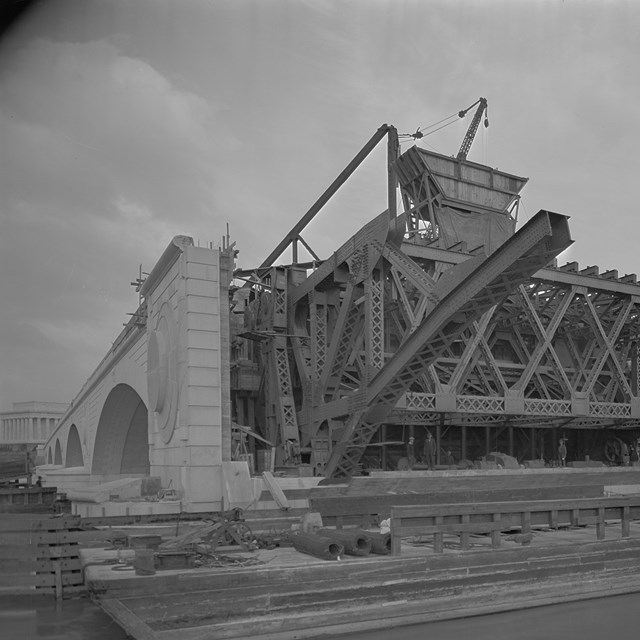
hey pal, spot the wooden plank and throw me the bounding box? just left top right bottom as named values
left=261, top=472, right=290, bottom=510
left=310, top=485, right=604, bottom=518
left=597, top=507, right=606, bottom=540
left=0, top=504, right=55, bottom=514
left=0, top=487, right=56, bottom=497
left=150, top=573, right=640, bottom=640
left=34, top=570, right=84, bottom=588
left=622, top=506, right=630, bottom=538
left=32, top=583, right=86, bottom=597
left=35, top=557, right=82, bottom=573
left=99, top=598, right=159, bottom=640
left=0, top=514, right=54, bottom=532
left=106, top=563, right=444, bottom=620
left=33, top=515, right=81, bottom=531
left=352, top=470, right=640, bottom=495
left=36, top=544, right=83, bottom=559
left=460, top=514, right=470, bottom=550
left=433, top=517, right=444, bottom=553
left=0, top=512, right=83, bottom=600
left=257, top=487, right=319, bottom=502
left=34, top=529, right=90, bottom=544
left=0, top=514, right=80, bottom=532
left=396, top=520, right=510, bottom=536
left=0, top=532, right=38, bottom=545
left=391, top=532, right=402, bottom=555
left=54, top=561, right=63, bottom=600
left=0, top=556, right=37, bottom=572
left=390, top=496, right=640, bottom=555
left=391, top=496, right=640, bottom=518
left=491, top=513, right=501, bottom=548
left=80, top=511, right=221, bottom=528
left=571, top=508, right=580, bottom=527
left=0, top=572, right=39, bottom=589
left=0, top=542, right=38, bottom=558
left=522, top=511, right=532, bottom=534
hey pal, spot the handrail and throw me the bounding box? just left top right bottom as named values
left=390, top=496, right=640, bottom=555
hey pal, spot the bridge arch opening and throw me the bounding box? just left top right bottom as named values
left=66, top=424, right=84, bottom=467
left=92, top=384, right=150, bottom=476
left=47, top=448, right=52, bottom=464
left=54, top=439, right=62, bottom=465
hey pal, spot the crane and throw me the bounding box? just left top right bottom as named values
left=456, top=97, right=489, bottom=161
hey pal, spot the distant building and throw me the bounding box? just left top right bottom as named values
left=0, top=402, right=68, bottom=446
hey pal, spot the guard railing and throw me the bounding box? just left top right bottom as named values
left=390, top=496, right=640, bottom=555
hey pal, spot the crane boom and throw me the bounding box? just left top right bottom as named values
left=456, top=97, right=488, bottom=161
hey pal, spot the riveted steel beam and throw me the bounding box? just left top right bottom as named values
left=324, top=209, right=572, bottom=477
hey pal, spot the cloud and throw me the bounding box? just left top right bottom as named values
left=0, top=319, right=82, bottom=410
left=0, top=35, right=240, bottom=410
left=1, top=0, right=639, bottom=414
left=0, top=38, right=236, bottom=227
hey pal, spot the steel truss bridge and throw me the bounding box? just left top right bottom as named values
left=230, top=131, right=640, bottom=477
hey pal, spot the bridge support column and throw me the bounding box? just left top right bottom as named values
left=143, top=238, right=240, bottom=511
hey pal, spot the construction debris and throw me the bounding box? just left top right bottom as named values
left=159, top=509, right=255, bottom=553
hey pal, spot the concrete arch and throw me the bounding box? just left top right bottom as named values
left=54, top=439, right=62, bottom=465
left=47, top=448, right=52, bottom=464
left=66, top=424, right=84, bottom=467
left=92, top=383, right=149, bottom=476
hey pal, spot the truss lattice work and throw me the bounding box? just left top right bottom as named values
left=231, top=144, right=640, bottom=476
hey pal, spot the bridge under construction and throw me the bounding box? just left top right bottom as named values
left=29, top=99, right=640, bottom=640
left=230, top=106, right=640, bottom=478
left=40, top=102, right=640, bottom=514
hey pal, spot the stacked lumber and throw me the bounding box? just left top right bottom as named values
left=0, top=514, right=85, bottom=599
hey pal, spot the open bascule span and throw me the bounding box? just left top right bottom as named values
left=35, top=102, right=640, bottom=638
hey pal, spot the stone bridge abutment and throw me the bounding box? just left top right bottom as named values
left=40, top=236, right=248, bottom=514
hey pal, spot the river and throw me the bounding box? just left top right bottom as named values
left=2, top=592, right=638, bottom=639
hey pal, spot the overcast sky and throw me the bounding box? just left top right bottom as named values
left=1, top=0, right=639, bottom=412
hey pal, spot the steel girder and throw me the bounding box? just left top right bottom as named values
left=391, top=274, right=640, bottom=430
left=320, top=210, right=572, bottom=476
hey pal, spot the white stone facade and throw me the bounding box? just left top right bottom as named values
left=39, top=236, right=243, bottom=513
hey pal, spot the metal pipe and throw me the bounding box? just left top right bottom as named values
left=316, top=528, right=372, bottom=556
left=359, top=530, right=391, bottom=555
left=289, top=532, right=344, bottom=561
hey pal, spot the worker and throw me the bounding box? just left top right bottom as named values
left=423, top=431, right=436, bottom=470
left=445, top=448, right=455, bottom=468
left=558, top=439, right=567, bottom=467
left=621, top=442, right=630, bottom=467
left=406, top=436, right=416, bottom=469
left=285, top=439, right=301, bottom=465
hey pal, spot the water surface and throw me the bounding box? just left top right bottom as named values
left=2, top=592, right=639, bottom=639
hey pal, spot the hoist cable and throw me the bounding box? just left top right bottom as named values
left=417, top=111, right=460, bottom=134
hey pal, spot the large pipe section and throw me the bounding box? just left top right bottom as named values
left=316, top=528, right=372, bottom=556
left=289, top=533, right=344, bottom=561
left=360, top=530, right=391, bottom=555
